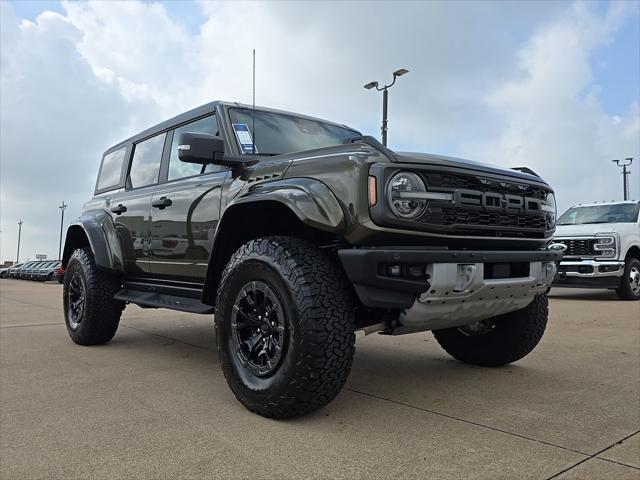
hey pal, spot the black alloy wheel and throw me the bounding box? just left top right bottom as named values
left=230, top=280, right=287, bottom=377
left=67, top=271, right=86, bottom=330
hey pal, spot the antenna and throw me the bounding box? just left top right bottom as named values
left=252, top=49, right=256, bottom=155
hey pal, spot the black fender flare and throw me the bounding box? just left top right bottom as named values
left=226, top=177, right=345, bottom=233
left=201, top=178, right=345, bottom=304
left=62, top=210, right=125, bottom=273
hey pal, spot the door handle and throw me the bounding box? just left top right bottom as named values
left=111, top=204, right=127, bottom=215
left=152, top=197, right=172, bottom=209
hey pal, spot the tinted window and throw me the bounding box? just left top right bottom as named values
left=229, top=108, right=359, bottom=155
left=168, top=115, right=220, bottom=181
left=129, top=133, right=166, bottom=189
left=96, top=147, right=126, bottom=191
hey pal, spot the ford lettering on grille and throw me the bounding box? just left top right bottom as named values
left=453, top=189, right=542, bottom=213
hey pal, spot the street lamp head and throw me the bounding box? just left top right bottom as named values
left=612, top=158, right=633, bottom=167
left=393, top=68, right=409, bottom=78
left=364, top=81, right=379, bottom=90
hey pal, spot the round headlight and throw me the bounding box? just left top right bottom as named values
left=387, top=172, right=428, bottom=219
left=545, top=192, right=557, bottom=229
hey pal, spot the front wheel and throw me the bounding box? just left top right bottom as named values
left=215, top=236, right=356, bottom=419
left=616, top=257, right=640, bottom=301
left=433, top=294, right=548, bottom=367
left=63, top=248, right=125, bottom=345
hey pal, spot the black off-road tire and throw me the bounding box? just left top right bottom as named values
left=63, top=248, right=125, bottom=345
left=433, top=293, right=548, bottom=367
left=215, top=236, right=356, bottom=419
left=616, top=257, right=640, bottom=301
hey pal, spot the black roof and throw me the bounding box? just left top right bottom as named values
left=105, top=101, right=359, bottom=155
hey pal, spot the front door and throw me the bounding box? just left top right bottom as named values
left=149, top=114, right=227, bottom=282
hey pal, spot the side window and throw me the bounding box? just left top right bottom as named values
left=168, top=115, right=220, bottom=181
left=96, top=147, right=126, bottom=191
left=128, top=133, right=166, bottom=189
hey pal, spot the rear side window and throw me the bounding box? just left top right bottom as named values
left=168, top=115, right=220, bottom=181
left=128, top=133, right=166, bottom=189
left=96, top=147, right=126, bottom=192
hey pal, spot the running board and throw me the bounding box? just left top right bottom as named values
left=114, top=289, right=214, bottom=314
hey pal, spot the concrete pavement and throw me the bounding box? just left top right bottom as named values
left=1, top=279, right=638, bottom=479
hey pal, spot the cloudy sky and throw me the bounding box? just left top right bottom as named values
left=1, top=0, right=639, bottom=262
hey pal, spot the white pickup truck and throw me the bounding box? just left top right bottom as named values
left=552, top=201, right=640, bottom=300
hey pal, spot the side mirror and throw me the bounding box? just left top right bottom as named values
left=178, top=132, right=225, bottom=165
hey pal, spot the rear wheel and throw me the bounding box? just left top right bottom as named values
left=616, top=257, right=640, bottom=301
left=433, top=294, right=548, bottom=367
left=215, top=236, right=356, bottom=419
left=63, top=248, right=125, bottom=345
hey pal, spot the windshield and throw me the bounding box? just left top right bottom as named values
left=557, top=203, right=640, bottom=225
left=229, top=108, right=359, bottom=155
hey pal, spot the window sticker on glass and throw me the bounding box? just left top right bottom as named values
left=232, top=123, right=257, bottom=154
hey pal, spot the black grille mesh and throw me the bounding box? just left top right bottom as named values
left=556, top=239, right=596, bottom=256
left=433, top=208, right=547, bottom=230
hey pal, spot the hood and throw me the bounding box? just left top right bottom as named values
left=395, top=151, right=546, bottom=184
left=555, top=223, right=618, bottom=236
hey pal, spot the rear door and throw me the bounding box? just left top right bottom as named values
left=149, top=114, right=228, bottom=281
left=108, top=132, right=168, bottom=277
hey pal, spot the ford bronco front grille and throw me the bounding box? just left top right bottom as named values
left=417, top=171, right=550, bottom=238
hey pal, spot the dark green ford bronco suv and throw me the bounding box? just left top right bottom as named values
left=62, top=101, right=562, bottom=418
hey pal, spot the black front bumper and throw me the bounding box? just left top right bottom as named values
left=338, top=247, right=562, bottom=309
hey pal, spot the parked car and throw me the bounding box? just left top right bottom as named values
left=57, top=266, right=65, bottom=284
left=61, top=100, right=561, bottom=419
left=31, top=261, right=50, bottom=280
left=0, top=266, right=10, bottom=278
left=26, top=261, right=47, bottom=280
left=5, top=263, right=25, bottom=278
left=553, top=200, right=640, bottom=299
left=37, top=261, right=62, bottom=282
left=14, top=261, right=37, bottom=279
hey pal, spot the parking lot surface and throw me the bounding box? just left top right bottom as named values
left=1, top=279, right=638, bottom=479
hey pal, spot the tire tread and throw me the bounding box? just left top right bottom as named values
left=215, top=236, right=356, bottom=419
left=433, top=294, right=548, bottom=367
left=64, top=248, right=124, bottom=345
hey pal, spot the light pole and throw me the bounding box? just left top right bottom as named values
left=611, top=158, right=633, bottom=201
left=58, top=201, right=67, bottom=260
left=364, top=68, right=409, bottom=147
left=16, top=220, right=23, bottom=263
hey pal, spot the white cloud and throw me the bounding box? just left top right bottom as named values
left=460, top=2, right=640, bottom=211
left=0, top=0, right=638, bottom=262
left=0, top=2, right=155, bottom=261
